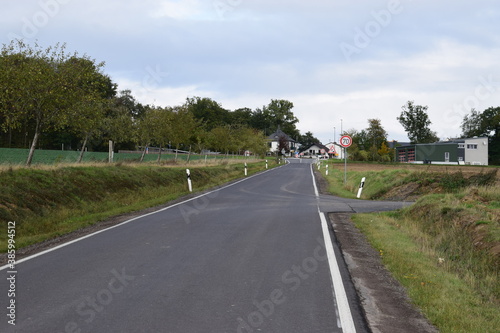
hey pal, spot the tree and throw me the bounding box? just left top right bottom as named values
left=65, top=57, right=116, bottom=162
left=230, top=108, right=253, bottom=126
left=169, top=106, right=199, bottom=161
left=208, top=125, right=233, bottom=157
left=149, top=106, right=173, bottom=163
left=377, top=142, right=392, bottom=162
left=243, top=128, right=268, bottom=156
left=72, top=98, right=105, bottom=163
left=298, top=131, right=320, bottom=151
left=461, top=106, right=500, bottom=164
left=0, top=41, right=108, bottom=166
left=114, top=89, right=145, bottom=119
left=352, top=129, right=368, bottom=150
left=135, top=106, right=157, bottom=162
left=397, top=101, right=439, bottom=143
left=184, top=97, right=229, bottom=130
left=263, top=99, right=300, bottom=139
left=366, top=119, right=387, bottom=148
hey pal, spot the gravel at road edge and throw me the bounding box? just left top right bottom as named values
left=329, top=212, right=438, bottom=333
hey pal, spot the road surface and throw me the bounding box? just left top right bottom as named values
left=1, top=159, right=410, bottom=333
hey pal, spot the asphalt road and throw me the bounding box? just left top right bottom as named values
left=1, top=159, right=410, bottom=333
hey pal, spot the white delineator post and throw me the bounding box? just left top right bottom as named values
left=244, top=163, right=248, bottom=176
left=326, top=164, right=329, bottom=176
left=186, top=169, right=192, bottom=192
left=266, top=160, right=268, bottom=169
left=108, top=140, right=113, bottom=163
left=357, top=177, right=366, bottom=198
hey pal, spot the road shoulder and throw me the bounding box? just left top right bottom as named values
left=313, top=167, right=437, bottom=333
left=329, top=212, right=438, bottom=333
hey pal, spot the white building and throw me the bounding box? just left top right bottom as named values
left=461, top=137, right=489, bottom=165
left=396, top=137, right=489, bottom=165
left=324, top=142, right=345, bottom=159
left=267, top=128, right=298, bottom=155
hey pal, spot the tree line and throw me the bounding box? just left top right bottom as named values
left=344, top=101, right=500, bottom=164
left=2, top=41, right=498, bottom=165
left=0, top=41, right=308, bottom=166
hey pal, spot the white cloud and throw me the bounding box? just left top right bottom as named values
left=151, top=0, right=208, bottom=20
left=2, top=0, right=499, bottom=145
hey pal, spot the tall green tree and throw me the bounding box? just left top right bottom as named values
left=169, top=106, right=199, bottom=161
left=398, top=101, right=439, bottom=143
left=208, top=125, right=234, bottom=157
left=365, top=119, right=388, bottom=161
left=135, top=105, right=157, bottom=162
left=148, top=106, right=173, bottom=163
left=184, top=97, right=229, bottom=130
left=298, top=131, right=320, bottom=151
left=263, top=99, right=300, bottom=139
left=461, top=106, right=500, bottom=164
left=366, top=119, right=387, bottom=149
left=0, top=41, right=108, bottom=165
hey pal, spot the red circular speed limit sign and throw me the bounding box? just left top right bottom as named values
left=340, top=135, right=352, bottom=148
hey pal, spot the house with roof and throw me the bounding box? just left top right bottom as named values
left=396, top=137, right=489, bottom=165
left=301, top=143, right=331, bottom=157
left=324, top=142, right=345, bottom=159
left=267, top=128, right=298, bottom=155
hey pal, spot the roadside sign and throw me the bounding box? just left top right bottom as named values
left=329, top=146, right=335, bottom=154
left=340, top=135, right=352, bottom=148
left=320, top=149, right=325, bottom=154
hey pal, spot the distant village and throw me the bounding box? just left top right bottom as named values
left=267, top=128, right=489, bottom=166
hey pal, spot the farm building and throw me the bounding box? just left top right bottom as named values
left=396, top=137, right=489, bottom=165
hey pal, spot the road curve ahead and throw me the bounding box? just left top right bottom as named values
left=1, top=159, right=409, bottom=333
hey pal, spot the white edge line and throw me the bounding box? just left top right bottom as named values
left=0, top=164, right=286, bottom=271
left=319, top=212, right=356, bottom=333
left=311, top=164, right=356, bottom=333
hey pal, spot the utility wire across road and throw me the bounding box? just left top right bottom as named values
left=1, top=159, right=411, bottom=333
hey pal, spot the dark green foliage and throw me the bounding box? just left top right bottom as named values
left=462, top=107, right=500, bottom=165
left=398, top=101, right=439, bottom=144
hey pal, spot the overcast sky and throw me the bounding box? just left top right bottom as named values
left=3, top=0, right=500, bottom=143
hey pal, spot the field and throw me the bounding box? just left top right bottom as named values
left=329, top=159, right=498, bottom=175
left=0, top=147, right=244, bottom=165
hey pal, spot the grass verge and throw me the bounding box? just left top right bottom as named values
left=320, top=162, right=499, bottom=332
left=0, top=159, right=277, bottom=251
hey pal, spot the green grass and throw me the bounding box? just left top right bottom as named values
left=319, top=163, right=499, bottom=332
left=320, top=165, right=411, bottom=199
left=353, top=210, right=499, bottom=333
left=0, top=147, right=245, bottom=165
left=0, top=160, right=277, bottom=251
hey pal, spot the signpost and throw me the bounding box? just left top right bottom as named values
left=340, top=135, right=352, bottom=184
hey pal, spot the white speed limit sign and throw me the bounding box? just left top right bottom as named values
left=340, top=135, right=352, bottom=148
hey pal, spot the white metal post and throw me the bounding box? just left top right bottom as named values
left=109, top=140, right=113, bottom=163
